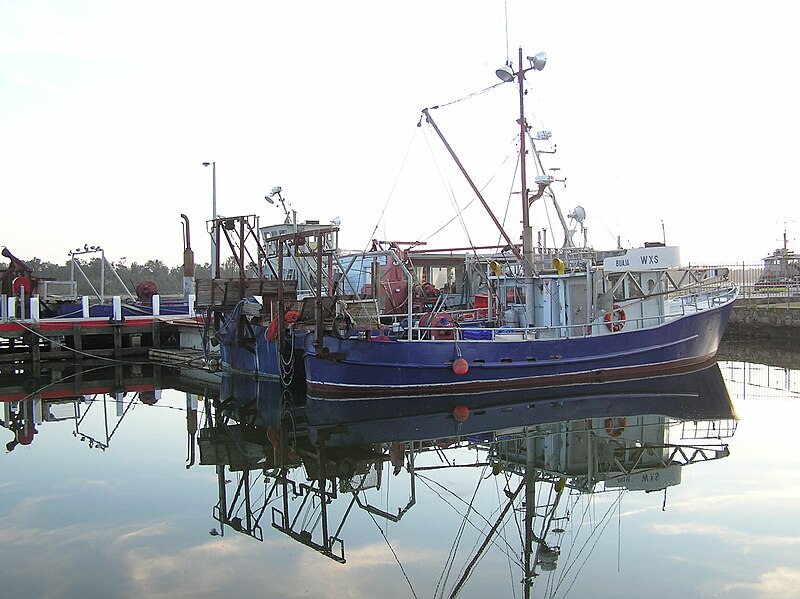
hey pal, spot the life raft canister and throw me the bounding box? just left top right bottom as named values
left=604, top=304, right=626, bottom=332
left=604, top=417, right=627, bottom=438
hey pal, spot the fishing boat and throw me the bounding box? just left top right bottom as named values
left=200, top=49, right=736, bottom=392
left=298, top=48, right=736, bottom=398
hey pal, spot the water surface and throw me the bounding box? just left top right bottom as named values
left=2, top=351, right=799, bottom=599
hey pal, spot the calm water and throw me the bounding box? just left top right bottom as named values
left=3, top=346, right=800, bottom=599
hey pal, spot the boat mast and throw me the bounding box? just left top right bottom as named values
left=507, top=46, right=550, bottom=326
left=514, top=47, right=538, bottom=327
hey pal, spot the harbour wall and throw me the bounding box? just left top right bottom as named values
left=725, top=302, right=800, bottom=342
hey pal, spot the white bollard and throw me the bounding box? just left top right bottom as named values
left=30, top=296, right=40, bottom=323
left=152, top=294, right=161, bottom=316
left=81, top=296, right=90, bottom=318
left=188, top=294, right=196, bottom=317
left=7, top=296, right=16, bottom=319
left=112, top=296, right=122, bottom=321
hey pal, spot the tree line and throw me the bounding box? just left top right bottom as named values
left=17, top=255, right=245, bottom=298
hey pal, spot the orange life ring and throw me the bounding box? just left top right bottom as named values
left=605, top=417, right=627, bottom=438
left=604, top=304, right=626, bottom=332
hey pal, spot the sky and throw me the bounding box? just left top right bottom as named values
left=2, top=1, right=798, bottom=269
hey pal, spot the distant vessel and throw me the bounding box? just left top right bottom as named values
left=756, top=229, right=800, bottom=287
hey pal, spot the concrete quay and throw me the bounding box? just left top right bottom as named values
left=726, top=301, right=800, bottom=342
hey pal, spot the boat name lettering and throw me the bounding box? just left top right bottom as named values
left=615, top=258, right=629, bottom=267
left=639, top=254, right=660, bottom=265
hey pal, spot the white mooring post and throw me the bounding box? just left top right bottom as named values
left=152, top=294, right=160, bottom=316
left=188, top=294, right=196, bottom=317
left=7, top=296, right=16, bottom=320
left=81, top=296, right=90, bottom=318
left=30, top=296, right=40, bottom=323
left=112, top=296, right=122, bottom=321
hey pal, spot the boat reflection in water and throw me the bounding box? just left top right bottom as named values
left=0, top=362, right=170, bottom=453
left=197, top=364, right=737, bottom=596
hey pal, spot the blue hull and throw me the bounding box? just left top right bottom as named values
left=304, top=300, right=735, bottom=399
left=219, top=323, right=307, bottom=381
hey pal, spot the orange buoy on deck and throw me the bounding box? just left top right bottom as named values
left=453, top=405, right=469, bottom=423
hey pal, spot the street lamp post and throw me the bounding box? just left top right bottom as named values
left=202, top=161, right=217, bottom=278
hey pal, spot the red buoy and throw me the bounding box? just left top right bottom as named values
left=453, top=405, right=469, bottom=423
left=453, top=357, right=469, bottom=375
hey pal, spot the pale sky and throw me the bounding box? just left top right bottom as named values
left=2, top=1, right=797, bottom=268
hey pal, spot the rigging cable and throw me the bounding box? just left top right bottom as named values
left=416, top=124, right=477, bottom=251
left=416, top=473, right=519, bottom=560
left=503, top=0, right=510, bottom=64
left=363, top=125, right=421, bottom=251
left=432, top=467, right=484, bottom=599
left=495, top=149, right=521, bottom=249
left=366, top=509, right=419, bottom=599
left=425, top=81, right=505, bottom=112
left=553, top=489, right=627, bottom=598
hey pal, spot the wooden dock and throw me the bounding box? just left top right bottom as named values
left=0, top=315, right=186, bottom=363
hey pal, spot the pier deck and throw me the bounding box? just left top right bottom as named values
left=0, top=315, right=186, bottom=363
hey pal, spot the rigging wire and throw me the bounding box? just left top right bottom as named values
left=495, top=474, right=520, bottom=599
left=363, top=125, right=421, bottom=251
left=416, top=472, right=519, bottom=559
left=433, top=471, right=481, bottom=599
left=415, top=125, right=477, bottom=250
left=553, top=490, right=627, bottom=598
left=366, top=509, right=419, bottom=599
left=425, top=81, right=506, bottom=112
left=503, top=0, right=510, bottom=64
left=417, top=127, right=521, bottom=254
left=495, top=151, right=521, bottom=249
